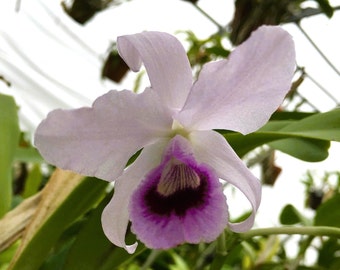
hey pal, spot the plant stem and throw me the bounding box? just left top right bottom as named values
left=296, top=22, right=340, bottom=77
left=190, top=3, right=226, bottom=33
left=140, top=249, right=161, bottom=270
left=284, top=6, right=340, bottom=22
left=302, top=70, right=340, bottom=106
left=216, top=230, right=228, bottom=256
left=240, top=226, right=340, bottom=239
left=287, top=236, right=314, bottom=270
left=209, top=232, right=228, bottom=270
left=210, top=229, right=242, bottom=270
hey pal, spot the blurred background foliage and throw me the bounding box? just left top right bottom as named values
left=1, top=0, right=340, bottom=269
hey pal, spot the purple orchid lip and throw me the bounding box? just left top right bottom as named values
left=141, top=156, right=209, bottom=217
left=156, top=157, right=201, bottom=197
left=129, top=136, right=228, bottom=249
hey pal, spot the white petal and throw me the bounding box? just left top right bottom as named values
left=117, top=31, right=193, bottom=109
left=34, top=89, right=172, bottom=181
left=178, top=26, right=296, bottom=134
left=101, top=139, right=168, bottom=253
left=190, top=130, right=261, bottom=232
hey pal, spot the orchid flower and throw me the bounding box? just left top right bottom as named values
left=34, top=25, right=295, bottom=254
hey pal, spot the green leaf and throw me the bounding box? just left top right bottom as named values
left=270, top=111, right=315, bottom=121
left=205, top=46, right=230, bottom=58
left=14, top=147, right=43, bottom=163
left=8, top=170, right=108, bottom=270
left=22, top=164, right=43, bottom=198
left=315, top=194, right=340, bottom=227
left=268, top=138, right=329, bottom=162
left=0, top=193, right=40, bottom=253
left=169, top=250, right=190, bottom=270
left=99, top=233, right=146, bottom=270
left=0, top=242, right=19, bottom=266
left=276, top=109, right=340, bottom=141
left=223, top=123, right=291, bottom=157
left=63, top=192, right=145, bottom=270
left=62, top=195, right=113, bottom=270
left=224, top=109, right=340, bottom=159
left=314, top=0, right=334, bottom=17
left=318, top=238, right=340, bottom=269
left=279, top=204, right=310, bottom=225
left=280, top=204, right=302, bottom=225
left=40, top=240, right=74, bottom=270
left=0, top=94, right=20, bottom=217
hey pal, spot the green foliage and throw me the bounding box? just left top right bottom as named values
left=9, top=172, right=108, bottom=270
left=14, top=146, right=43, bottom=163
left=224, top=109, right=340, bottom=160
left=315, top=194, right=340, bottom=227
left=314, top=0, right=334, bottom=17
left=22, top=164, right=43, bottom=199
left=0, top=242, right=19, bottom=269
left=61, top=192, right=145, bottom=270
left=268, top=138, right=329, bottom=162
left=279, top=204, right=310, bottom=225
left=318, top=238, right=340, bottom=270
left=182, top=31, right=230, bottom=70
left=0, top=94, right=20, bottom=217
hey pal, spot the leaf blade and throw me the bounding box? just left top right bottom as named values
left=0, top=94, right=20, bottom=217
left=224, top=109, right=340, bottom=159
left=8, top=169, right=108, bottom=270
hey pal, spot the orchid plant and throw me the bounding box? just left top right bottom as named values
left=34, top=25, right=296, bottom=254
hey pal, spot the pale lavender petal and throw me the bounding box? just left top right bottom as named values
left=34, top=89, right=172, bottom=181
left=101, top=139, right=168, bottom=254
left=117, top=31, right=193, bottom=109
left=129, top=136, right=228, bottom=249
left=178, top=26, right=296, bottom=134
left=190, top=130, right=261, bottom=232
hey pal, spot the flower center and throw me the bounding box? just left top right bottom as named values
left=170, top=120, right=190, bottom=139
left=157, top=158, right=200, bottom=196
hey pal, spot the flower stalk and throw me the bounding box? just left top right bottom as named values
left=296, top=22, right=340, bottom=76
left=240, top=226, right=340, bottom=239
left=216, top=231, right=227, bottom=256
left=189, top=2, right=226, bottom=33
